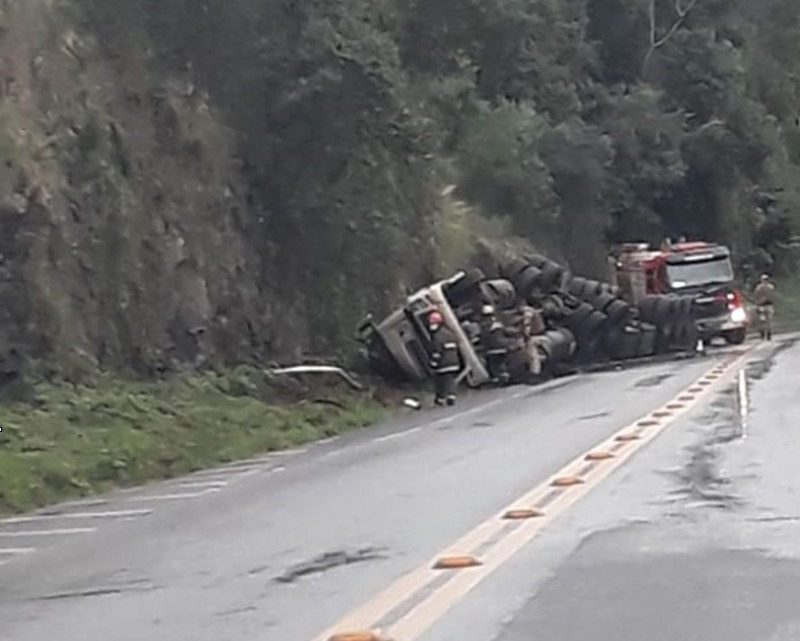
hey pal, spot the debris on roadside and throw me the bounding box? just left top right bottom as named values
left=269, top=365, right=365, bottom=391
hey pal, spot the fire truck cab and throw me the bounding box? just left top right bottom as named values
left=612, top=241, right=748, bottom=344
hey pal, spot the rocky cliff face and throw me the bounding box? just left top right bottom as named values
left=0, top=0, right=440, bottom=381
left=0, top=0, right=269, bottom=378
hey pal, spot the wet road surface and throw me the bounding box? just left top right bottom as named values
left=1, top=339, right=798, bottom=641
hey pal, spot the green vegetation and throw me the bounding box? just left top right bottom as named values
left=3, top=0, right=800, bottom=377
left=0, top=369, right=386, bottom=515
left=773, top=279, right=800, bottom=333
left=3, top=0, right=800, bottom=511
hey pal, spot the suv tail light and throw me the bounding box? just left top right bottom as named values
left=726, top=289, right=743, bottom=310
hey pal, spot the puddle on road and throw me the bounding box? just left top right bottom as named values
left=669, top=368, right=754, bottom=510
left=746, top=336, right=798, bottom=380
left=634, top=373, right=674, bottom=388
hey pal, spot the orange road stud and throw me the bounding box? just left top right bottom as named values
left=503, top=508, right=544, bottom=520
left=433, top=556, right=482, bottom=570
left=615, top=433, right=641, bottom=442
left=585, top=450, right=615, bottom=461
left=551, top=476, right=585, bottom=487
left=329, top=632, right=387, bottom=641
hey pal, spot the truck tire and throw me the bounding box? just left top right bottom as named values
left=577, top=310, right=608, bottom=341
left=481, top=279, right=516, bottom=310
left=513, top=265, right=542, bottom=300
left=540, top=294, right=567, bottom=320
left=445, top=268, right=485, bottom=304
left=525, top=253, right=549, bottom=269
left=608, top=330, right=641, bottom=361
left=543, top=329, right=576, bottom=363
left=591, top=291, right=618, bottom=312
left=537, top=263, right=566, bottom=293
left=499, top=257, right=529, bottom=281
left=564, top=302, right=594, bottom=330
left=724, top=328, right=747, bottom=345
left=637, top=296, right=660, bottom=322
left=578, top=279, right=600, bottom=300
left=605, top=299, right=632, bottom=326
left=568, top=277, right=588, bottom=297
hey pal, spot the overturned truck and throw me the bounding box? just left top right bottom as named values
left=357, top=253, right=725, bottom=388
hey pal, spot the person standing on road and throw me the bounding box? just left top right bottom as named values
left=754, top=274, right=776, bottom=340
left=479, top=305, right=511, bottom=385
left=427, top=310, right=460, bottom=406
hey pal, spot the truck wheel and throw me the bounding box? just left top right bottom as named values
left=637, top=296, right=659, bottom=322
left=525, top=253, right=549, bottom=269
left=537, top=263, right=566, bottom=292
left=605, top=299, right=631, bottom=326
left=568, top=277, right=588, bottom=297
left=576, top=310, right=608, bottom=352
left=591, top=291, right=617, bottom=312
left=513, top=265, right=542, bottom=299
left=445, top=268, right=485, bottom=304
left=620, top=331, right=643, bottom=360
left=723, top=328, right=747, bottom=345
left=638, top=325, right=658, bottom=356
left=564, top=302, right=594, bottom=330
left=499, top=257, right=529, bottom=281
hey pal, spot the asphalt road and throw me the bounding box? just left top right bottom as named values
left=1, top=337, right=798, bottom=641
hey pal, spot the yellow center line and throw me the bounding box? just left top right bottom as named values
left=314, top=350, right=753, bottom=641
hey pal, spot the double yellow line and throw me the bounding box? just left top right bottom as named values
left=317, top=351, right=751, bottom=641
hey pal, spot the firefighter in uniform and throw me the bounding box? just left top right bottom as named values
left=480, top=305, right=511, bottom=384
left=754, top=274, right=776, bottom=340
left=426, top=310, right=460, bottom=406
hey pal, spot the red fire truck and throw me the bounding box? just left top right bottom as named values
left=611, top=241, right=748, bottom=344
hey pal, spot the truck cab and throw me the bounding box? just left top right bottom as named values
left=613, top=241, right=748, bottom=344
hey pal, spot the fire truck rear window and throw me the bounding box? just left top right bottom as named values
left=666, top=257, right=734, bottom=289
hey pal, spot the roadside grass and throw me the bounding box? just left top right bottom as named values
left=0, top=367, right=387, bottom=516
left=773, top=277, right=800, bottom=333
